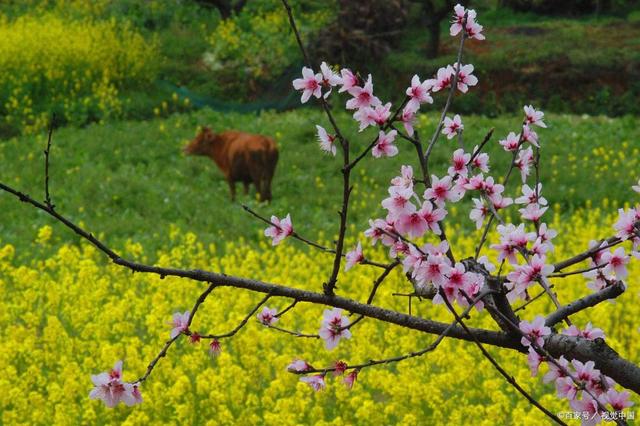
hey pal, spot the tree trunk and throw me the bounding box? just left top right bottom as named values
left=426, top=20, right=440, bottom=58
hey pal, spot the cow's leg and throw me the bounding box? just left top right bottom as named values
left=263, top=149, right=278, bottom=202
left=228, top=180, right=236, bottom=201
left=249, top=151, right=267, bottom=202
left=243, top=181, right=250, bottom=195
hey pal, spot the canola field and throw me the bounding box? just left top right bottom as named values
left=1, top=202, right=638, bottom=425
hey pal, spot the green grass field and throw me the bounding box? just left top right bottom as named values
left=1, top=108, right=638, bottom=259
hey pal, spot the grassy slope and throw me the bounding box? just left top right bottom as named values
left=0, top=107, right=638, bottom=260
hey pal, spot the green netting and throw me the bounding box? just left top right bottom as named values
left=157, top=65, right=305, bottom=113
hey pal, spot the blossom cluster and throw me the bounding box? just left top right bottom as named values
left=521, top=316, right=633, bottom=423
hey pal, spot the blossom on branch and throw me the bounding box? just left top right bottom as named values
left=515, top=183, right=547, bottom=206
left=400, top=107, right=416, bottom=136
left=257, top=307, right=279, bottom=326
left=605, top=388, right=634, bottom=411
left=391, top=165, right=414, bottom=192
left=319, top=62, right=341, bottom=98
left=450, top=4, right=484, bottom=40
left=454, top=63, right=478, bottom=93
left=569, top=395, right=601, bottom=424
left=450, top=4, right=471, bottom=36
left=527, top=347, right=544, bottom=377
left=372, top=129, right=399, bottom=158
left=339, top=68, right=358, bottom=93
left=469, top=198, right=488, bottom=229
left=424, top=175, right=463, bottom=206
left=346, top=74, right=381, bottom=110
left=89, top=361, right=142, bottom=408
left=292, top=67, right=322, bottom=103
left=344, top=370, right=358, bottom=389
left=515, top=146, right=534, bottom=182
left=319, top=308, right=352, bottom=350
left=521, top=124, right=539, bottom=147
left=316, top=125, right=337, bottom=156
left=499, top=131, right=520, bottom=152
left=448, top=148, right=470, bottom=177
left=287, top=359, right=312, bottom=372
left=470, top=148, right=490, bottom=173
left=209, top=339, right=222, bottom=357
left=518, top=315, right=551, bottom=348
left=381, top=186, right=415, bottom=220
left=300, top=374, right=325, bottom=391
left=333, top=361, right=347, bottom=376
left=405, top=75, right=433, bottom=112
left=345, top=242, right=364, bottom=271
left=524, top=105, right=547, bottom=128
left=170, top=311, right=190, bottom=339
left=601, top=247, right=630, bottom=279
left=264, top=214, right=293, bottom=246
left=563, top=323, right=605, bottom=340
left=442, top=114, right=464, bottom=139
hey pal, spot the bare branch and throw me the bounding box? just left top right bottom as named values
left=545, top=281, right=626, bottom=327
left=43, top=115, right=55, bottom=209
left=265, top=324, right=319, bottom=339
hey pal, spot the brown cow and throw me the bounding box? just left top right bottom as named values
left=184, top=127, right=278, bottom=202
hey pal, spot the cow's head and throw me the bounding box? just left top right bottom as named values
left=184, top=127, right=217, bottom=156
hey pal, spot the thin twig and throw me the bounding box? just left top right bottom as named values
left=265, top=324, right=319, bottom=338
left=43, top=115, right=55, bottom=209
left=134, top=282, right=218, bottom=384
left=276, top=300, right=298, bottom=318
left=513, top=286, right=552, bottom=313
left=344, top=260, right=401, bottom=330
left=199, top=293, right=272, bottom=339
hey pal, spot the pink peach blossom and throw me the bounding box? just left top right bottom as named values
left=524, top=105, right=547, bottom=128
left=292, top=67, right=322, bottom=103
left=442, top=114, right=464, bottom=139
left=287, top=359, right=312, bottom=372
left=448, top=148, right=470, bottom=177
left=372, top=130, right=399, bottom=158
left=319, top=308, right=352, bottom=350
left=316, top=125, right=337, bottom=156
left=454, top=63, right=478, bottom=93
left=257, top=306, right=279, bottom=326
left=319, top=62, right=341, bottom=98
left=339, top=68, right=358, bottom=93
left=170, top=311, right=190, bottom=339
left=209, top=339, right=222, bottom=357
left=519, top=315, right=551, bottom=348
left=499, top=131, right=520, bottom=151
left=264, top=214, right=293, bottom=246
left=346, top=74, right=381, bottom=110
left=300, top=374, right=325, bottom=391
left=345, top=242, right=364, bottom=271
left=343, top=370, right=358, bottom=389
left=405, top=74, right=433, bottom=112
left=89, top=361, right=141, bottom=408
left=601, top=247, right=630, bottom=279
